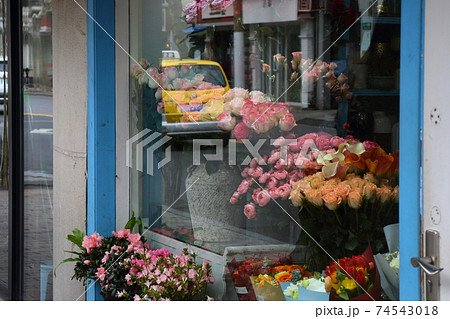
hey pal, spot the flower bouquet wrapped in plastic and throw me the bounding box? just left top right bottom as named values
left=325, top=245, right=381, bottom=301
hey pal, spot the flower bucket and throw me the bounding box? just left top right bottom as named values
left=185, top=164, right=245, bottom=242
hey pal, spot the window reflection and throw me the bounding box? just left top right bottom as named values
left=129, top=0, right=401, bottom=300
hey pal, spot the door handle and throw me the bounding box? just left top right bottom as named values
left=410, top=257, right=443, bottom=276
left=409, top=230, right=442, bottom=300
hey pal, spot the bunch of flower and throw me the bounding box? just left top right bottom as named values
left=182, top=0, right=234, bottom=24
left=324, top=253, right=375, bottom=300
left=289, top=171, right=399, bottom=211
left=289, top=144, right=399, bottom=270
left=60, top=218, right=215, bottom=301
left=227, top=255, right=292, bottom=301
left=270, top=51, right=353, bottom=102
left=268, top=264, right=312, bottom=283
left=229, top=131, right=361, bottom=219
left=121, top=248, right=214, bottom=301
left=216, top=88, right=297, bottom=137
left=60, top=227, right=149, bottom=300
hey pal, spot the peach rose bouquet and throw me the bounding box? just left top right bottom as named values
left=289, top=154, right=399, bottom=270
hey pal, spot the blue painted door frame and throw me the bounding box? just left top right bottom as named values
left=85, top=0, right=425, bottom=301
left=399, top=0, right=424, bottom=301
left=86, top=0, right=116, bottom=301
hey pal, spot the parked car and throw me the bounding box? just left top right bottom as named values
left=160, top=59, right=230, bottom=129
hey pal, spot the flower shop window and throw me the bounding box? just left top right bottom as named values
left=127, top=0, right=401, bottom=301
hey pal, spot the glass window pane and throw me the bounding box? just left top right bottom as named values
left=128, top=0, right=400, bottom=301
left=22, top=0, right=53, bottom=301
left=0, top=0, right=8, bottom=293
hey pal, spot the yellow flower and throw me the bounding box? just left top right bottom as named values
left=342, top=279, right=357, bottom=291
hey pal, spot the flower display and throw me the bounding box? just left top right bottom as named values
left=58, top=216, right=214, bottom=301
left=324, top=246, right=381, bottom=301
left=122, top=248, right=214, bottom=301
left=214, top=87, right=296, bottom=137
left=229, top=131, right=364, bottom=219
left=269, top=51, right=353, bottom=103
left=227, top=255, right=294, bottom=301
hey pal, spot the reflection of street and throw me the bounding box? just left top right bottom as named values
left=0, top=91, right=53, bottom=300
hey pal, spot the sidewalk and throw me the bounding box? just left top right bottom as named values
left=0, top=184, right=53, bottom=300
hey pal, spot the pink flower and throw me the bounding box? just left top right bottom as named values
left=279, top=113, right=296, bottom=132
left=273, top=169, right=288, bottom=180
left=163, top=66, right=178, bottom=80
left=101, top=252, right=110, bottom=263
left=230, top=97, right=245, bottom=115
left=83, top=260, right=91, bottom=265
left=273, top=53, right=286, bottom=65
left=267, top=177, right=278, bottom=189
left=330, top=136, right=347, bottom=148
left=258, top=172, right=271, bottom=184
left=292, top=51, right=302, bottom=63
left=217, top=111, right=237, bottom=131
left=267, top=151, right=281, bottom=164
left=241, top=167, right=249, bottom=177
left=244, top=203, right=257, bottom=219
left=256, top=190, right=271, bottom=207
left=233, top=122, right=250, bottom=140
left=262, top=63, right=271, bottom=73
left=337, top=73, right=348, bottom=84
left=362, top=140, right=380, bottom=151
left=188, top=269, right=197, bottom=279
left=237, top=179, right=251, bottom=195
left=96, top=267, right=106, bottom=281
left=127, top=233, right=141, bottom=244
left=82, top=233, right=103, bottom=253
left=269, top=188, right=280, bottom=199
left=112, top=229, right=131, bottom=239
left=252, top=114, right=276, bottom=134
left=277, top=184, right=292, bottom=199
left=134, top=295, right=141, bottom=301
left=252, top=188, right=262, bottom=203
left=316, top=136, right=331, bottom=151
left=247, top=166, right=262, bottom=178
left=230, top=192, right=240, bottom=204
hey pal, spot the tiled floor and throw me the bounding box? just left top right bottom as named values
left=0, top=184, right=53, bottom=301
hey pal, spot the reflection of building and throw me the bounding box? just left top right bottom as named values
left=5, top=0, right=450, bottom=303
left=22, top=1, right=52, bottom=89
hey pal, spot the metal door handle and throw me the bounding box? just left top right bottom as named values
left=411, top=257, right=443, bottom=276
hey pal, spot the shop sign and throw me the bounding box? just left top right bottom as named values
left=242, top=0, right=299, bottom=24
left=299, top=0, right=313, bottom=12
left=199, top=3, right=234, bottom=23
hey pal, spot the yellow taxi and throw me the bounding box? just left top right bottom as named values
left=160, top=59, right=230, bottom=123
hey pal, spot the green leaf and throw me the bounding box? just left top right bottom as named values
left=339, top=291, right=349, bottom=300
left=67, top=228, right=85, bottom=250
left=125, top=211, right=141, bottom=231
left=53, top=258, right=80, bottom=277
left=345, top=238, right=359, bottom=251
left=64, top=250, right=82, bottom=256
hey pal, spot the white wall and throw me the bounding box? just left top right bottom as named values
left=52, top=0, right=87, bottom=301
left=424, top=0, right=450, bottom=301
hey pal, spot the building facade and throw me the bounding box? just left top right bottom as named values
left=2, top=0, right=449, bottom=301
